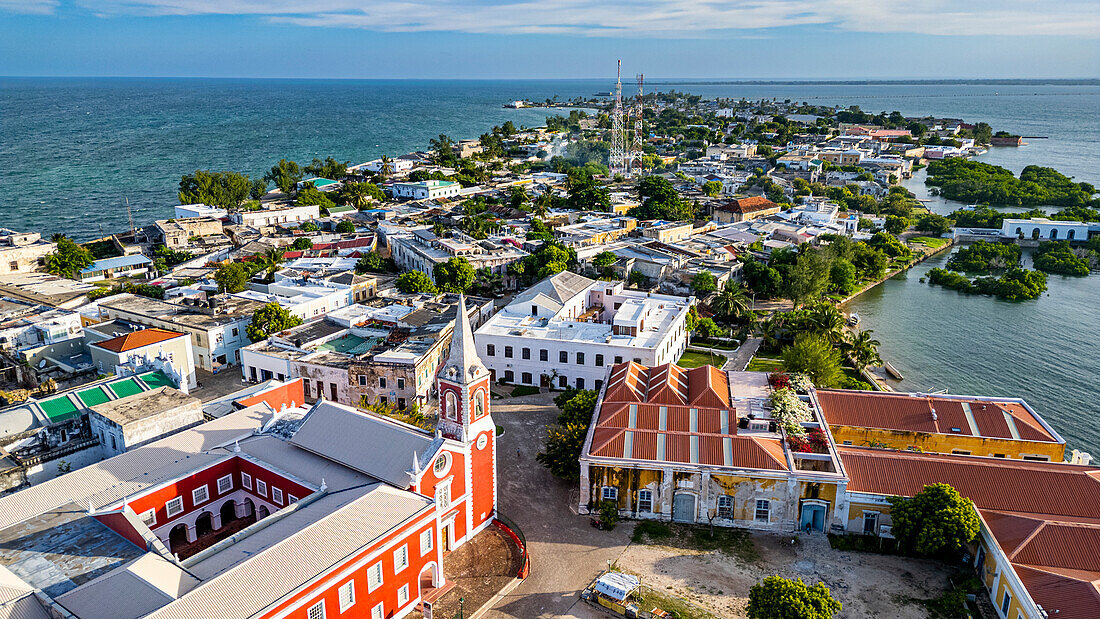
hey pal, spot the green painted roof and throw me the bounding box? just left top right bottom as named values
left=76, top=386, right=111, bottom=408
left=137, top=371, right=174, bottom=390
left=39, top=395, right=80, bottom=421
left=108, top=378, right=144, bottom=399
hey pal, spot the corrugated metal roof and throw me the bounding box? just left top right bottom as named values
left=290, top=401, right=436, bottom=488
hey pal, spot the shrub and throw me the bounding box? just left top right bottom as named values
left=598, top=500, right=620, bottom=530
left=747, top=576, right=841, bottom=619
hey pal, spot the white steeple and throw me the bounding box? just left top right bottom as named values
left=442, top=294, right=489, bottom=384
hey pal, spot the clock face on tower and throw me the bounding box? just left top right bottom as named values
left=476, top=433, right=488, bottom=450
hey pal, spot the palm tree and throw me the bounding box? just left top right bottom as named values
left=379, top=155, right=393, bottom=180
left=533, top=193, right=552, bottom=219
left=808, top=303, right=846, bottom=346
left=849, top=330, right=882, bottom=372
left=759, top=314, right=784, bottom=351
left=710, top=285, right=751, bottom=324
left=259, top=247, right=286, bottom=281
left=50, top=233, right=67, bottom=242
left=339, top=182, right=368, bottom=209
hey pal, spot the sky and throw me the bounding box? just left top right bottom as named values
left=1, top=1, right=1098, bottom=79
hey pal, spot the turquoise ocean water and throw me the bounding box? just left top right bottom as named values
left=1, top=78, right=1097, bottom=451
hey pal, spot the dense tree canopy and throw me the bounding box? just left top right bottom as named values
left=395, top=270, right=438, bottom=294
left=888, top=483, right=980, bottom=557
left=433, top=257, right=475, bottom=293
left=926, top=159, right=1097, bottom=207
left=781, top=333, right=844, bottom=388
left=178, top=170, right=252, bottom=209
left=247, top=302, right=303, bottom=342
left=45, top=237, right=94, bottom=278
left=747, top=576, right=841, bottom=619
left=629, top=175, right=695, bottom=221
left=264, top=159, right=302, bottom=194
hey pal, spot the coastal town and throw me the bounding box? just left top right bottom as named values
left=0, top=82, right=1098, bottom=619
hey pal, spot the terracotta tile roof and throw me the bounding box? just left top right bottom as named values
left=586, top=362, right=787, bottom=471
left=817, top=390, right=1060, bottom=443
left=93, top=328, right=185, bottom=353
left=718, top=196, right=778, bottom=214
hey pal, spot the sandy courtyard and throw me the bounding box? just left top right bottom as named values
left=615, top=525, right=955, bottom=618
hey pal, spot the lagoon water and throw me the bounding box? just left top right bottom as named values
left=1, top=78, right=1097, bottom=451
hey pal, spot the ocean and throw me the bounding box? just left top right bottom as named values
left=1, top=77, right=1097, bottom=451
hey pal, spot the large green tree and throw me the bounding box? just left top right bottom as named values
left=747, top=576, right=841, bottom=619
left=537, top=389, right=598, bottom=481
left=45, top=237, right=94, bottom=279
left=566, top=172, right=611, bottom=212
left=304, top=156, right=348, bottom=180
left=178, top=170, right=252, bottom=209
left=433, top=257, right=475, bottom=293
left=247, top=302, right=303, bottom=342
left=710, top=284, right=751, bottom=322
left=786, top=250, right=831, bottom=306
left=889, top=483, right=980, bottom=557
left=848, top=329, right=882, bottom=372
left=213, top=262, right=250, bottom=293
left=264, top=159, right=302, bottom=194
left=781, top=333, right=844, bottom=388
left=691, top=270, right=718, bottom=296
left=395, top=270, right=438, bottom=294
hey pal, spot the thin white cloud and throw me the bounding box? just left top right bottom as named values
left=0, top=0, right=58, bottom=14
left=26, top=0, right=1100, bottom=37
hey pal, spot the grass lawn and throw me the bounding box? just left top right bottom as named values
left=510, top=385, right=541, bottom=397
left=909, top=236, right=949, bottom=249
left=745, top=356, right=783, bottom=372
left=677, top=351, right=726, bottom=368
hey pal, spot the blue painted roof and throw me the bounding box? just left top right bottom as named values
left=80, top=254, right=153, bottom=273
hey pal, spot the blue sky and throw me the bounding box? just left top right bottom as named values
left=1, top=1, right=1098, bottom=78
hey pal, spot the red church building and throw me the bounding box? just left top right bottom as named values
left=0, top=296, right=497, bottom=619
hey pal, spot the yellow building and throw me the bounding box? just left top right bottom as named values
left=816, top=389, right=1066, bottom=462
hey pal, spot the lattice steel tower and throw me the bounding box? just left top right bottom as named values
left=608, top=60, right=629, bottom=177
left=630, top=73, right=645, bottom=173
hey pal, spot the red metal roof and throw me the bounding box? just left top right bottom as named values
left=817, top=390, right=1059, bottom=443
left=718, top=196, right=779, bottom=214
left=587, top=362, right=786, bottom=470
left=94, top=328, right=184, bottom=353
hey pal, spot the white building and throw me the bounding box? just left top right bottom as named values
left=0, top=230, right=55, bottom=275
left=229, top=204, right=320, bottom=228
left=474, top=272, right=694, bottom=391
left=391, top=180, right=462, bottom=201
left=231, top=280, right=352, bottom=322
left=174, top=204, right=228, bottom=219
left=350, top=158, right=416, bottom=175
left=1001, top=218, right=1090, bottom=242
left=387, top=227, right=527, bottom=286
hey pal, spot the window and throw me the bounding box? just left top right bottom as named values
left=595, top=379, right=603, bottom=391
left=576, top=352, right=584, bottom=365
left=602, top=486, right=618, bottom=502
left=330, top=383, right=337, bottom=401
left=338, top=581, right=355, bottom=612
left=437, top=483, right=452, bottom=509
left=1001, top=591, right=1011, bottom=615
left=951, top=449, right=971, bottom=455
left=486, top=344, right=495, bottom=356
left=308, top=601, right=325, bottom=619
left=110, top=435, right=117, bottom=450
left=358, top=375, right=367, bottom=386
left=576, top=377, right=584, bottom=389
left=638, top=489, right=653, bottom=512
left=755, top=499, right=770, bottom=523
left=539, top=349, right=548, bottom=361
left=863, top=512, right=879, bottom=535
left=394, top=545, right=409, bottom=573
left=366, top=562, right=383, bottom=591
left=718, top=495, right=734, bottom=518
left=165, top=497, right=184, bottom=518
left=531, top=305, right=538, bottom=316
left=397, top=583, right=410, bottom=607
left=1023, top=455, right=1050, bottom=461
left=559, top=351, right=568, bottom=363
left=993, top=453, right=1006, bottom=458
left=397, top=378, right=405, bottom=390
left=139, top=509, right=156, bottom=527
left=272, top=487, right=284, bottom=505
left=559, top=376, right=567, bottom=388
left=503, top=370, right=514, bottom=382
left=614, top=356, right=622, bottom=364
left=303, top=378, right=310, bottom=393
left=379, top=377, right=386, bottom=388
left=232, top=327, right=239, bottom=337
left=521, top=348, right=530, bottom=360
left=420, top=529, right=433, bottom=555
left=241, top=472, right=252, bottom=490
left=371, top=603, right=384, bottom=619
left=256, top=479, right=267, bottom=497
left=192, top=485, right=209, bottom=505
left=504, top=346, right=513, bottom=358
left=595, top=354, right=604, bottom=366
left=633, top=358, right=641, bottom=363
left=521, top=372, right=532, bottom=384
left=217, top=475, right=233, bottom=495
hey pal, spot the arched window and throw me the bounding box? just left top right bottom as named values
left=1015, top=227, right=1022, bottom=238
left=1067, top=229, right=1076, bottom=240
left=445, top=391, right=458, bottom=421
left=1032, top=228, right=1041, bottom=240
left=1051, top=229, right=1058, bottom=240
left=474, top=390, right=485, bottom=420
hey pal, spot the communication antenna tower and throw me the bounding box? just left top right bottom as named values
left=126, top=197, right=135, bottom=238
left=631, top=73, right=645, bottom=172
left=608, top=60, right=629, bottom=177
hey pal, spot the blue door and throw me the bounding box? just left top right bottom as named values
left=800, top=503, right=826, bottom=532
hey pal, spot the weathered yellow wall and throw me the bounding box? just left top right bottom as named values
left=830, top=424, right=1064, bottom=461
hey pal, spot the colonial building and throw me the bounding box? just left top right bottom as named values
left=475, top=273, right=694, bottom=391
left=0, top=301, right=498, bottom=619
left=712, top=197, right=781, bottom=223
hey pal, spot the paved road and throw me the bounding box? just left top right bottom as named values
left=484, top=393, right=631, bottom=619
left=723, top=337, right=763, bottom=371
